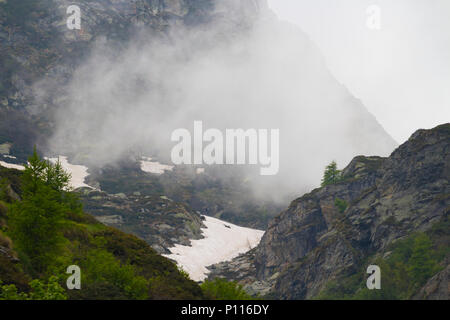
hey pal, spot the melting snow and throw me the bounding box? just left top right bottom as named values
left=164, top=216, right=264, bottom=281
left=140, top=157, right=174, bottom=174
left=0, top=161, right=25, bottom=170
left=46, top=156, right=93, bottom=189
left=1, top=156, right=92, bottom=189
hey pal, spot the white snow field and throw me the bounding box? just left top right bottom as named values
left=140, top=156, right=174, bottom=174
left=46, top=156, right=93, bottom=189
left=164, top=216, right=265, bottom=281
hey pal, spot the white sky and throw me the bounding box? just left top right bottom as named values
left=267, top=0, right=450, bottom=143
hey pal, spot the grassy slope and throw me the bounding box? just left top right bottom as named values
left=0, top=166, right=204, bottom=300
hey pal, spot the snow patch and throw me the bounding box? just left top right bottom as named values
left=196, top=168, right=205, bottom=174
left=140, top=157, right=174, bottom=174
left=1, top=156, right=93, bottom=189
left=46, top=156, right=93, bottom=189
left=0, top=161, right=25, bottom=170
left=164, top=216, right=264, bottom=281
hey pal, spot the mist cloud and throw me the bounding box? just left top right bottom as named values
left=43, top=1, right=397, bottom=201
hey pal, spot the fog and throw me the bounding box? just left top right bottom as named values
left=268, top=0, right=450, bottom=143
left=44, top=0, right=397, bottom=202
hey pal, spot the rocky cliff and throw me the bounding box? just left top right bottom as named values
left=208, top=124, right=449, bottom=299
left=0, top=0, right=265, bottom=161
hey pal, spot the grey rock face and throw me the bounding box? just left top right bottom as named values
left=80, top=188, right=205, bottom=253
left=0, top=0, right=257, bottom=99
left=413, top=262, right=449, bottom=300
left=209, top=124, right=450, bottom=299
left=206, top=248, right=274, bottom=297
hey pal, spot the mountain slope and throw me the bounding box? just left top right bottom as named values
left=0, top=164, right=203, bottom=300
left=0, top=0, right=397, bottom=231
left=208, top=123, right=449, bottom=299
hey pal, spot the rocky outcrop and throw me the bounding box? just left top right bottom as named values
left=206, top=249, right=274, bottom=296
left=80, top=188, right=205, bottom=253
left=413, top=261, right=449, bottom=300
left=209, top=124, right=450, bottom=299
left=0, top=243, right=29, bottom=291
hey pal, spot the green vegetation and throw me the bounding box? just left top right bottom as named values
left=8, top=149, right=73, bottom=274
left=352, top=233, right=443, bottom=300
left=0, top=276, right=66, bottom=300
left=316, top=218, right=449, bottom=300
left=334, top=198, right=348, bottom=213
left=0, top=151, right=204, bottom=300
left=73, top=248, right=149, bottom=300
left=201, top=278, right=253, bottom=300
left=321, top=161, right=343, bottom=187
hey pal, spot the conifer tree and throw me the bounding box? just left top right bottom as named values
left=8, top=149, right=68, bottom=273
left=321, top=160, right=342, bottom=187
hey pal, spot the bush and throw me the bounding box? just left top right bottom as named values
left=201, top=278, right=253, bottom=300
left=75, top=248, right=149, bottom=300
left=0, top=276, right=67, bottom=300
left=334, top=198, right=348, bottom=213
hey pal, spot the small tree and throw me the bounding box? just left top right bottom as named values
left=321, top=161, right=342, bottom=187
left=8, top=149, right=69, bottom=274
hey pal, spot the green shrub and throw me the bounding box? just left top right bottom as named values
left=334, top=198, right=348, bottom=213
left=76, top=248, right=149, bottom=300
left=201, top=278, right=253, bottom=300
left=0, top=276, right=67, bottom=300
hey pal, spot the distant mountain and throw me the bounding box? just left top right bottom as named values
left=207, top=123, right=449, bottom=300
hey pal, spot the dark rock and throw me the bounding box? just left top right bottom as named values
left=209, top=124, right=450, bottom=299
left=413, top=259, right=449, bottom=300
left=80, top=188, right=205, bottom=253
